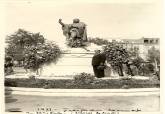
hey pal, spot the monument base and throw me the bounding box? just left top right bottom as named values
left=41, top=43, right=117, bottom=77
left=41, top=47, right=95, bottom=76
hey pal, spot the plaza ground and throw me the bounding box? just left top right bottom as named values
left=5, top=94, right=159, bottom=112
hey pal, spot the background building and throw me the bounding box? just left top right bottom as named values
left=110, top=37, right=160, bottom=60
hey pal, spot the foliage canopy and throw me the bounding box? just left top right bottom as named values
left=5, top=29, right=61, bottom=71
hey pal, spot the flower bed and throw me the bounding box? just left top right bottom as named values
left=5, top=76, right=159, bottom=89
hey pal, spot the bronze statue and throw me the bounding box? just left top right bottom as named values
left=59, top=18, right=88, bottom=47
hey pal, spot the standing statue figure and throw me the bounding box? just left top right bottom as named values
left=59, top=18, right=88, bottom=47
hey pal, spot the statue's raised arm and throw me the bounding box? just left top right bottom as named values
left=58, top=19, right=71, bottom=40
left=59, top=19, right=65, bottom=27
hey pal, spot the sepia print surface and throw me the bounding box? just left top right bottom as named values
left=2, top=0, right=162, bottom=114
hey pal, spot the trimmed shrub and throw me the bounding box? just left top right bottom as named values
left=23, top=41, right=61, bottom=71
left=138, top=63, right=155, bottom=76
left=73, top=73, right=95, bottom=85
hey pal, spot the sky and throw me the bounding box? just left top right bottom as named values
left=4, top=0, right=163, bottom=45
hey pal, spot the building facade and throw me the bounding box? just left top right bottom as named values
left=113, top=37, right=160, bottom=60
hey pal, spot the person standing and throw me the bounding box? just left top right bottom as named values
left=92, top=50, right=106, bottom=78
left=125, top=59, right=134, bottom=76
left=5, top=56, right=14, bottom=75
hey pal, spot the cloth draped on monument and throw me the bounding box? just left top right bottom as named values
left=92, top=53, right=106, bottom=78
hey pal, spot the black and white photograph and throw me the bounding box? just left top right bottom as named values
left=1, top=0, right=162, bottom=114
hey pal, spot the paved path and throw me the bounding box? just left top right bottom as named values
left=5, top=94, right=160, bottom=112
left=7, top=66, right=151, bottom=80
left=5, top=87, right=160, bottom=96
left=5, top=73, right=150, bottom=80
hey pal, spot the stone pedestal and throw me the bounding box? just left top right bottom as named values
left=41, top=47, right=95, bottom=76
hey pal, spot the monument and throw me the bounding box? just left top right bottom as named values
left=41, top=19, right=113, bottom=77
left=41, top=19, right=116, bottom=77
left=59, top=18, right=88, bottom=47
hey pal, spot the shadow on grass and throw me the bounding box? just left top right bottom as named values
left=6, top=108, right=22, bottom=112
left=5, top=96, right=18, bottom=103
left=5, top=87, right=18, bottom=103
left=5, top=87, right=22, bottom=112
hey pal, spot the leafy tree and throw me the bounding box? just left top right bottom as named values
left=147, top=46, right=160, bottom=77
left=103, top=43, right=130, bottom=76
left=5, top=29, right=61, bottom=74
left=6, top=29, right=44, bottom=47
left=6, top=29, right=45, bottom=62
left=147, top=46, right=160, bottom=64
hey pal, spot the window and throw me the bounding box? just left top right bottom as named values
left=150, top=40, right=154, bottom=44
left=144, top=39, right=148, bottom=43
left=155, top=39, right=159, bottom=44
